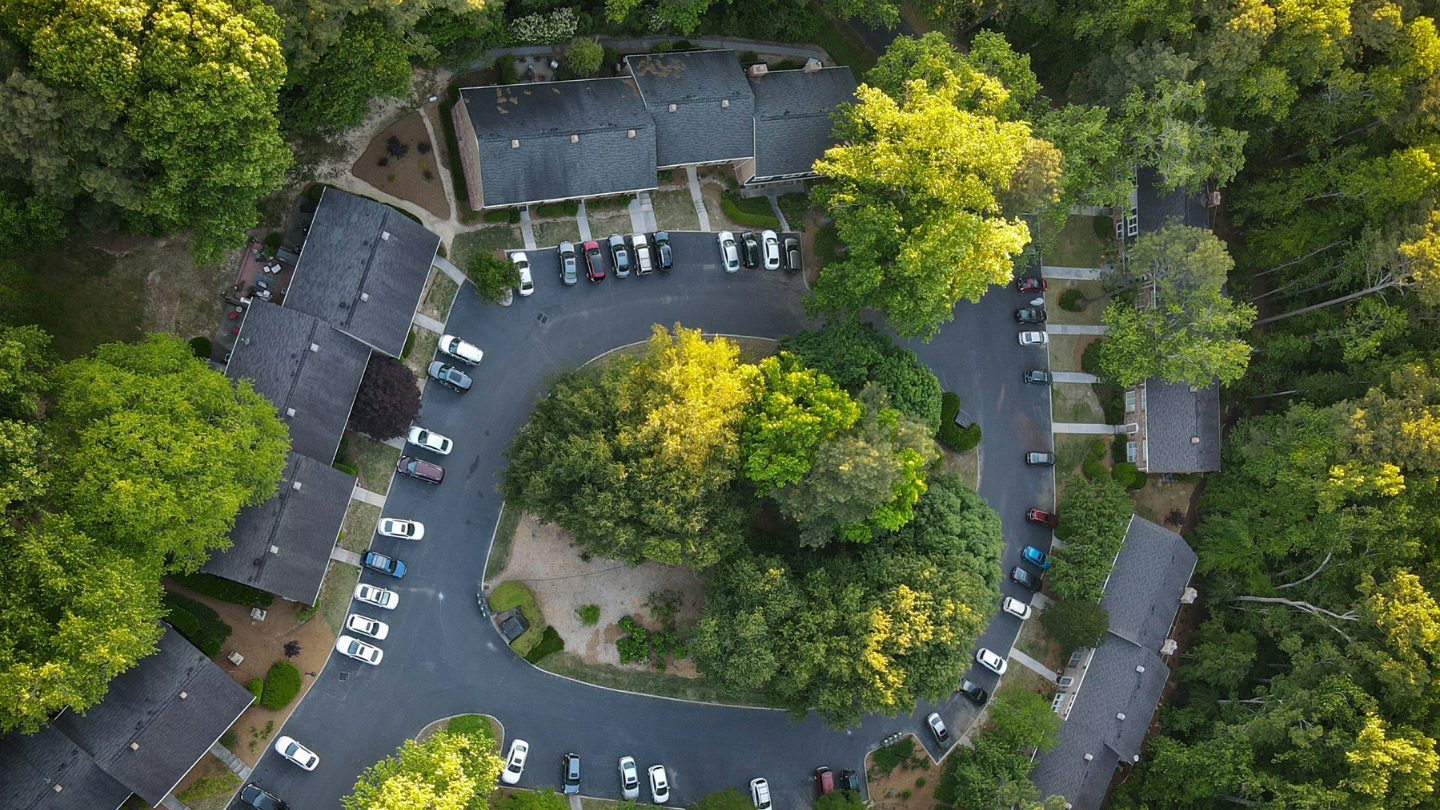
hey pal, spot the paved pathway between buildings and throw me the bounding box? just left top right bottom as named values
left=575, top=201, right=593, bottom=242
left=351, top=486, right=386, bottom=507
left=1047, top=324, right=1110, bottom=335
left=519, top=208, right=538, bottom=250
left=770, top=196, right=790, bottom=232
left=1051, top=372, right=1101, bottom=384
left=209, top=741, right=253, bottom=780
left=1053, top=423, right=1122, bottom=434
left=686, top=167, right=711, bottom=232
left=413, top=312, right=446, bottom=333
left=331, top=547, right=363, bottom=566
left=432, top=256, right=466, bottom=285
left=1009, top=648, right=1059, bottom=683
left=1041, top=266, right=1109, bottom=280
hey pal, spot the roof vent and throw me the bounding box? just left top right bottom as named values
left=1117, top=713, right=1127, bottom=721
left=571, top=134, right=579, bottom=143
left=285, top=408, right=296, bottom=418
left=1161, top=639, right=1179, bottom=655
left=511, top=139, right=520, bottom=149
left=1136, top=665, right=1146, bottom=673
left=360, top=292, right=370, bottom=302
left=1191, top=436, right=1200, bottom=444
left=309, top=343, right=319, bottom=352
left=668, top=103, right=677, bottom=113
left=381, top=231, right=391, bottom=241
left=1083, top=753, right=1093, bottom=762
left=1181, top=587, right=1198, bottom=604
left=130, top=743, right=140, bottom=751
left=179, top=691, right=188, bottom=699
left=292, top=481, right=302, bottom=491
left=627, top=129, right=636, bottom=138
left=803, top=58, right=823, bottom=73
left=52, top=785, right=63, bottom=793
left=721, top=98, right=730, bottom=108
left=1134, top=755, right=1142, bottom=763
left=269, top=545, right=280, bottom=554
left=747, top=64, right=767, bottom=78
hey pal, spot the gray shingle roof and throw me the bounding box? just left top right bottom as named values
left=460, top=79, right=657, bottom=206
left=0, top=725, right=132, bottom=810
left=43, top=628, right=252, bottom=806
left=284, top=188, right=439, bottom=357
left=1136, top=165, right=1210, bottom=232
left=626, top=51, right=756, bottom=166
left=1144, top=378, right=1221, bottom=472
left=225, top=300, right=370, bottom=462
left=202, top=452, right=353, bottom=605
left=749, top=67, right=856, bottom=180
left=1030, top=637, right=1171, bottom=810
left=1102, top=516, right=1198, bottom=651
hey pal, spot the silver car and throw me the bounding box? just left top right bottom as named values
left=558, top=241, right=578, bottom=285
left=717, top=231, right=740, bottom=273
left=761, top=229, right=781, bottom=270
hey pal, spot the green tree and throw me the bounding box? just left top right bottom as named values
left=1348, top=362, right=1440, bottom=474
left=775, top=321, right=941, bottom=432
left=494, top=788, right=570, bottom=810
left=280, top=14, right=413, bottom=134
left=564, top=37, right=604, bottom=78
left=0, top=325, right=50, bottom=421
left=741, top=353, right=861, bottom=495
left=935, top=687, right=1060, bottom=810
left=47, top=334, right=290, bottom=571
left=0, top=190, right=67, bottom=254
left=1037, top=599, right=1109, bottom=657
left=1050, top=475, right=1132, bottom=602
left=465, top=252, right=521, bottom=305
left=342, top=727, right=504, bottom=810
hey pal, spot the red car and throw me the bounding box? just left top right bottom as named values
left=397, top=455, right=444, bottom=485
left=1016, top=277, right=1047, bottom=292
left=582, top=240, right=605, bottom=282
left=1026, top=508, right=1059, bottom=529
left=815, top=767, right=834, bottom=797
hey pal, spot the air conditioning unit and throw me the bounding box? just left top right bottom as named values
left=1058, top=676, right=1076, bottom=688
left=1207, top=190, right=1222, bottom=207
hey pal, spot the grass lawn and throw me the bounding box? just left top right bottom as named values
left=651, top=188, right=700, bottom=231
left=1014, top=613, right=1064, bottom=671
left=1051, top=383, right=1106, bottom=424
left=419, top=268, right=459, bottom=322
left=451, top=226, right=524, bottom=269
left=1043, top=216, right=1112, bottom=268
left=533, top=218, right=581, bottom=249
left=339, top=501, right=381, bottom=554
left=484, top=503, right=522, bottom=582
left=811, top=6, right=878, bottom=79
left=998, top=659, right=1052, bottom=698
left=1131, top=475, right=1199, bottom=529
left=538, top=652, right=782, bottom=707
left=587, top=208, right=633, bottom=240
left=1045, top=279, right=1108, bottom=326
left=318, top=561, right=362, bottom=636
left=489, top=580, right=545, bottom=656
left=403, top=327, right=440, bottom=381
left=1055, top=434, right=1099, bottom=478
left=348, top=431, right=401, bottom=496
left=1047, top=334, right=1095, bottom=373
left=6, top=248, right=147, bottom=359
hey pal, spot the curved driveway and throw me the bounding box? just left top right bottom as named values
left=239, top=234, right=1053, bottom=809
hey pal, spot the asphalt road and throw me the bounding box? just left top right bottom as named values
left=237, top=232, right=1052, bottom=809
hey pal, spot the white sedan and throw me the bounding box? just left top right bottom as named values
left=512, top=252, right=534, bottom=296
left=1002, top=596, right=1032, bottom=620
left=274, top=736, right=319, bottom=771
left=761, top=229, right=781, bottom=270
left=377, top=517, right=424, bottom=540
left=354, top=583, right=399, bottom=610
left=650, top=764, right=670, bottom=804
left=717, top=231, right=740, bottom=273
left=976, top=647, right=1008, bottom=675
left=406, top=426, right=453, bottom=455
left=619, top=756, right=640, bottom=800
left=335, top=634, right=383, bottom=665
left=501, top=739, right=529, bottom=785
left=345, top=613, right=390, bottom=640
left=1018, top=331, right=1049, bottom=347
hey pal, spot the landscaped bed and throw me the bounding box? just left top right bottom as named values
left=418, top=267, right=459, bottom=322
left=352, top=112, right=450, bottom=220
left=339, top=500, right=381, bottom=554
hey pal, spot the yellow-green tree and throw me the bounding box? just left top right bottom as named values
left=343, top=727, right=504, bottom=810
left=741, top=354, right=862, bottom=495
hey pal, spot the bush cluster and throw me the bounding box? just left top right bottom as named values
left=870, top=737, right=915, bottom=774
left=261, top=661, right=302, bottom=710
left=1059, top=288, right=1085, bottom=311
left=172, top=572, right=274, bottom=607
left=524, top=626, right=565, bottom=664
left=1049, top=476, right=1133, bottom=602
left=163, top=591, right=232, bottom=657
left=937, top=392, right=982, bottom=452
left=246, top=678, right=264, bottom=705
left=578, top=604, right=601, bottom=625
left=179, top=772, right=239, bottom=802
left=1081, top=439, right=1108, bottom=480
left=533, top=200, right=580, bottom=218
left=615, top=615, right=686, bottom=670
left=483, top=208, right=520, bottom=223
left=1112, top=461, right=1147, bottom=489
left=720, top=192, right=780, bottom=228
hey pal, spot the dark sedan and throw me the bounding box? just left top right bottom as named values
left=239, top=784, right=288, bottom=810
left=363, top=550, right=407, bottom=578
left=427, top=362, right=472, bottom=392
left=1024, top=370, right=1052, bottom=385
left=1015, top=308, right=1048, bottom=323
left=740, top=232, right=760, bottom=268
left=654, top=231, right=673, bottom=271
left=783, top=237, right=801, bottom=273
left=958, top=678, right=989, bottom=705
left=1011, top=566, right=1042, bottom=591
left=396, top=455, right=444, bottom=484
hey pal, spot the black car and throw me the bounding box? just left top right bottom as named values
left=1011, top=566, right=1041, bottom=591
left=783, top=237, right=801, bottom=272
left=239, top=784, right=288, bottom=810
left=562, top=753, right=582, bottom=795
left=1024, top=370, right=1052, bottom=385
left=839, top=769, right=860, bottom=792
left=654, top=231, right=673, bottom=271
left=958, top=677, right=989, bottom=705
left=427, top=362, right=472, bottom=392
left=740, top=232, right=760, bottom=268
left=1015, top=308, right=1048, bottom=323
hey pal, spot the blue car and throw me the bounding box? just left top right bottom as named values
left=1021, top=545, right=1050, bottom=570
left=363, top=551, right=407, bottom=578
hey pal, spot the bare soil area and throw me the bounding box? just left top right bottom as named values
left=352, top=111, right=451, bottom=220
left=498, top=512, right=704, bottom=670
left=866, top=735, right=943, bottom=810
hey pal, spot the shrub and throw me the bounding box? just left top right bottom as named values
left=401, top=329, right=416, bottom=360
left=1096, top=382, right=1126, bottom=424
left=261, top=661, right=302, bottom=710
left=417, top=141, right=431, bottom=154
left=221, top=730, right=239, bottom=750
left=1081, top=439, right=1107, bottom=480
left=578, top=604, right=601, bottom=625
left=1059, top=288, right=1085, bottom=311
left=305, top=183, right=325, bottom=203
left=263, top=232, right=283, bottom=251
left=565, top=36, right=604, bottom=77
left=1039, top=599, right=1110, bottom=658
left=466, top=252, right=521, bottom=305
left=871, top=738, right=915, bottom=774
left=1112, top=432, right=1130, bottom=463
left=483, top=208, right=514, bottom=223
left=349, top=354, right=421, bottom=440
left=497, top=55, right=518, bottom=84
left=333, top=459, right=358, bottom=476
left=188, top=336, right=212, bottom=360
left=953, top=423, right=982, bottom=452
left=386, top=136, right=409, bottom=160
left=738, top=49, right=759, bottom=63
left=657, top=169, right=674, bottom=183
left=167, top=605, right=200, bottom=638
left=247, top=678, right=264, bottom=705
left=172, top=572, right=274, bottom=607
left=1081, top=338, right=1105, bottom=378
left=524, top=626, right=565, bottom=663
left=673, top=39, right=695, bottom=50
left=915, top=778, right=926, bottom=788
left=179, top=772, right=239, bottom=802
left=1093, top=214, right=1115, bottom=240
left=1112, top=461, right=1147, bottom=490
left=720, top=193, right=779, bottom=228
left=163, top=592, right=231, bottom=657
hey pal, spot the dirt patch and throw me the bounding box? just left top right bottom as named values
left=170, top=754, right=237, bottom=810
left=1131, top=475, right=1199, bottom=529
left=866, top=736, right=942, bottom=810
left=352, top=111, right=450, bottom=220
left=497, top=512, right=704, bottom=669
left=939, top=443, right=979, bottom=491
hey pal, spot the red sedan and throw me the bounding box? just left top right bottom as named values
left=1016, top=277, right=1047, bottom=292
left=582, top=240, right=605, bottom=282
left=814, top=767, right=834, bottom=797
left=1026, top=508, right=1059, bottom=529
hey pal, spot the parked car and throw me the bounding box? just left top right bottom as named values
left=584, top=240, right=607, bottom=281
left=239, top=783, right=288, bottom=810
left=654, top=231, right=673, bottom=271
left=632, top=232, right=653, bottom=275
left=501, top=740, right=529, bottom=785
left=751, top=778, right=772, bottom=810
left=1011, top=566, right=1041, bottom=591
left=718, top=231, right=740, bottom=272
left=976, top=647, right=1008, bottom=675
left=397, top=455, right=444, bottom=484
left=1023, top=370, right=1052, bottom=385
left=606, top=234, right=628, bottom=277
left=1026, top=508, right=1058, bottom=529
left=1018, top=331, right=1049, bottom=347
left=783, top=237, right=801, bottom=272
left=427, top=362, right=472, bottom=392
left=814, top=766, right=835, bottom=797
left=761, top=229, right=781, bottom=270
left=558, top=241, right=579, bottom=285
left=512, top=252, right=534, bottom=296
left=1021, top=545, right=1051, bottom=570
left=1016, top=307, right=1048, bottom=323
left=334, top=634, right=383, bottom=665
left=406, top=427, right=452, bottom=455
left=377, top=517, right=424, bottom=540
left=839, top=769, right=860, bottom=793
left=1002, top=596, right=1032, bottom=620
left=650, top=765, right=670, bottom=804
left=274, top=736, right=319, bottom=771
left=354, top=582, right=399, bottom=609
left=363, top=550, right=407, bottom=578
left=439, top=334, right=483, bottom=365
left=927, top=712, right=951, bottom=747
left=958, top=678, right=989, bottom=706
left=619, top=756, right=641, bottom=800
left=1017, top=277, right=1047, bottom=292
left=740, top=232, right=760, bottom=268
left=563, top=753, right=582, bottom=795
left=1025, top=451, right=1057, bottom=466
left=345, top=613, right=390, bottom=640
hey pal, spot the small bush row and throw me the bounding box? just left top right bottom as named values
left=261, top=661, right=302, bottom=710
left=524, top=626, right=565, bottom=664
left=1081, top=439, right=1107, bottom=481
left=720, top=194, right=779, bottom=229
left=937, top=392, right=982, bottom=452
left=483, top=208, right=521, bottom=223
left=533, top=201, right=580, bottom=218
left=179, top=772, right=239, bottom=803
left=163, top=591, right=232, bottom=657
left=172, top=571, right=274, bottom=608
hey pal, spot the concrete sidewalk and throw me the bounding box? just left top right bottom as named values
left=1047, top=324, right=1110, bottom=335
left=331, top=547, right=363, bottom=566
left=1009, top=648, right=1059, bottom=682
left=209, top=741, right=253, bottom=780
left=1042, top=266, right=1109, bottom=280
left=1053, top=423, right=1122, bottom=434
left=352, top=486, right=386, bottom=507
left=686, top=167, right=711, bottom=232
left=432, top=256, right=467, bottom=286
left=413, top=312, right=446, bottom=333
left=1051, top=372, right=1101, bottom=384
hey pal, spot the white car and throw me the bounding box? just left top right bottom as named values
left=632, top=232, right=653, bottom=275
left=501, top=739, right=529, bottom=785
left=976, top=647, right=1008, bottom=675
left=1018, top=331, right=1049, bottom=347
left=377, top=517, right=424, bottom=540
left=513, top=251, right=534, bottom=296
left=345, top=613, right=390, bottom=640
left=354, top=583, right=399, bottom=610
left=335, top=634, right=383, bottom=665
left=750, top=778, right=772, bottom=810
left=274, top=736, right=319, bottom=771
left=717, top=231, right=740, bottom=273
left=761, top=230, right=781, bottom=270
left=406, top=426, right=453, bottom=455
left=649, top=764, right=670, bottom=804
left=619, top=756, right=640, bottom=800
left=1002, top=596, right=1032, bottom=620
left=439, top=334, right=484, bottom=365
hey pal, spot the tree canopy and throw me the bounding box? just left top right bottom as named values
left=776, top=320, right=942, bottom=432
left=342, top=726, right=504, bottom=810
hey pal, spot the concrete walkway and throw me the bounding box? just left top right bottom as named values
left=331, top=547, right=363, bottom=566
left=1051, top=371, right=1101, bottom=384
left=382, top=436, right=406, bottom=450
left=209, top=741, right=253, bottom=780
left=352, top=486, right=386, bottom=507
left=1047, top=324, right=1110, bottom=335
left=770, top=196, right=790, bottom=232
left=1042, top=266, right=1109, bottom=280
left=413, top=312, right=446, bottom=333
left=627, top=195, right=657, bottom=233
left=433, top=256, right=466, bottom=285
left=1009, top=648, right=1059, bottom=683
left=1053, top=423, right=1123, bottom=434
left=686, top=167, right=711, bottom=232
left=575, top=201, right=592, bottom=242
left=519, top=208, right=538, bottom=250
left=637, top=191, right=658, bottom=231
left=160, top=795, right=192, bottom=810
left=569, top=795, right=583, bottom=810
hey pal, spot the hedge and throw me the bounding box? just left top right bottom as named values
left=179, top=772, right=239, bottom=803
left=533, top=201, right=579, bottom=218
left=247, top=678, right=264, bottom=705
left=333, top=460, right=358, bottom=476
left=261, top=661, right=302, bottom=710
left=1112, top=461, right=1147, bottom=490
left=524, top=626, right=565, bottom=664
left=720, top=193, right=779, bottom=228
left=172, top=572, right=274, bottom=608
left=937, top=392, right=982, bottom=452
left=163, top=592, right=231, bottom=657
left=483, top=208, right=518, bottom=223
left=167, top=605, right=200, bottom=639
left=1081, top=439, right=1107, bottom=481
